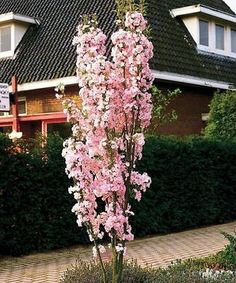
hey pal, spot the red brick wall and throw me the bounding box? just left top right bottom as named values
left=156, top=83, right=214, bottom=136
left=19, top=85, right=80, bottom=115
left=17, top=83, right=214, bottom=136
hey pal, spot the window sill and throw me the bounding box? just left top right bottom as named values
left=197, top=45, right=236, bottom=59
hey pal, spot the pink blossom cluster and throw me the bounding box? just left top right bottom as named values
left=62, top=12, right=154, bottom=257
left=125, top=12, right=147, bottom=32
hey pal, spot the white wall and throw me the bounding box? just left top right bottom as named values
left=223, top=0, right=236, bottom=13
left=14, top=23, right=28, bottom=49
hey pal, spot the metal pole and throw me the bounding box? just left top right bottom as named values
left=11, top=75, right=20, bottom=132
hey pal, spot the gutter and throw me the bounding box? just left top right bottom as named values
left=152, top=70, right=231, bottom=90
left=7, top=71, right=232, bottom=93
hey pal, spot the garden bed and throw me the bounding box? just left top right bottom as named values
left=61, top=231, right=236, bottom=283
left=60, top=257, right=236, bottom=283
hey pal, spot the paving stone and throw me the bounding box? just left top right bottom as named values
left=0, top=221, right=235, bottom=283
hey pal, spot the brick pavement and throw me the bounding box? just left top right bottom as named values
left=0, top=221, right=235, bottom=283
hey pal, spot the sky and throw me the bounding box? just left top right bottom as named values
left=223, top=0, right=236, bottom=13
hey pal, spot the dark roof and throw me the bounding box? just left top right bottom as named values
left=0, top=0, right=236, bottom=86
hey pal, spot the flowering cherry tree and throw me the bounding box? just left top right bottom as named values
left=59, top=2, right=154, bottom=282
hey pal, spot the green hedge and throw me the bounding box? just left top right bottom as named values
left=0, top=134, right=88, bottom=256
left=132, top=136, right=236, bottom=236
left=0, top=134, right=235, bottom=256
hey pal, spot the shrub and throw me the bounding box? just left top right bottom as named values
left=60, top=260, right=156, bottom=283
left=218, top=231, right=236, bottom=269
left=176, top=251, right=235, bottom=271
left=132, top=136, right=236, bottom=236
left=0, top=134, right=88, bottom=256
left=0, top=134, right=236, bottom=256
left=204, top=91, right=236, bottom=142
left=60, top=259, right=236, bottom=283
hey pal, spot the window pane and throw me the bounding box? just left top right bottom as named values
left=231, top=29, right=236, bottom=53
left=0, top=112, right=10, bottom=116
left=19, top=100, right=26, bottom=114
left=216, top=25, right=224, bottom=50
left=0, top=27, right=11, bottom=52
left=199, top=20, right=209, bottom=46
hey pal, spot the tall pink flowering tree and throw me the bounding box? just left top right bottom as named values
left=60, top=2, right=154, bottom=282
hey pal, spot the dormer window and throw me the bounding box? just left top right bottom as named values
left=231, top=29, right=236, bottom=53
left=0, top=12, right=39, bottom=59
left=199, top=20, right=209, bottom=46
left=171, top=4, right=236, bottom=58
left=215, top=24, right=225, bottom=50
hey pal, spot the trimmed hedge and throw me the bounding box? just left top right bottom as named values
left=0, top=134, right=88, bottom=256
left=0, top=134, right=236, bottom=256
left=132, top=136, right=236, bottom=236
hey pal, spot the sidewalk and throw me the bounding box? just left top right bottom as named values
left=0, top=221, right=235, bottom=283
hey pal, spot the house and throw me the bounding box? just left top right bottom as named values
left=0, top=0, right=236, bottom=138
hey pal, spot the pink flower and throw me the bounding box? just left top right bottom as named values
left=62, top=11, right=153, bottom=257
left=125, top=12, right=147, bottom=32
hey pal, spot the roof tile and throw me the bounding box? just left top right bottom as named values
left=0, top=0, right=235, bottom=85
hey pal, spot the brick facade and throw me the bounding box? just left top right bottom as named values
left=157, top=83, right=213, bottom=136
left=0, top=82, right=214, bottom=137
left=21, top=85, right=79, bottom=115
left=0, top=85, right=79, bottom=138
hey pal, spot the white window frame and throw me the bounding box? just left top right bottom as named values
left=230, top=28, right=236, bottom=54
left=0, top=24, right=14, bottom=58
left=199, top=19, right=209, bottom=47
left=215, top=24, right=225, bottom=51
left=0, top=111, right=11, bottom=117
left=198, top=19, right=211, bottom=52
left=197, top=18, right=236, bottom=58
